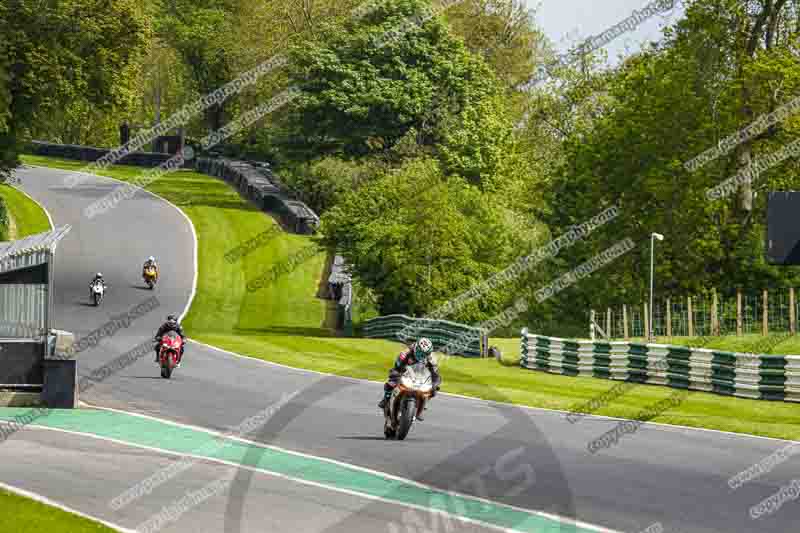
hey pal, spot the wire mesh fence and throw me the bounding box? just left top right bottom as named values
left=770, top=290, right=790, bottom=333
left=719, top=295, right=737, bottom=335
left=669, top=298, right=686, bottom=337
left=592, top=288, right=800, bottom=340
left=742, top=292, right=760, bottom=335
left=652, top=300, right=667, bottom=337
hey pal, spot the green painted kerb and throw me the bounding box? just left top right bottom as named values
left=0, top=408, right=605, bottom=533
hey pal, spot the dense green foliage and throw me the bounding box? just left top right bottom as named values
left=7, top=0, right=800, bottom=336
left=540, top=0, right=800, bottom=322
left=0, top=0, right=150, bottom=176
left=0, top=195, right=7, bottom=241
left=279, top=0, right=508, bottom=174
left=157, top=0, right=236, bottom=131
left=320, top=157, right=519, bottom=317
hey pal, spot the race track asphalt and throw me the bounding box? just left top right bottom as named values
left=2, top=165, right=799, bottom=533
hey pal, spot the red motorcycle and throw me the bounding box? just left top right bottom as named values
left=157, top=331, right=183, bottom=379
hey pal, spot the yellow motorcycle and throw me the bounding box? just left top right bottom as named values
left=143, top=266, right=158, bottom=290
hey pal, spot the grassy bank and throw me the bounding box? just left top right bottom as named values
left=0, top=487, right=116, bottom=533
left=0, top=181, right=93, bottom=532
left=22, top=154, right=800, bottom=441
left=0, top=182, right=52, bottom=239
left=496, top=333, right=800, bottom=357
left=21, top=154, right=330, bottom=334
left=569, top=334, right=800, bottom=356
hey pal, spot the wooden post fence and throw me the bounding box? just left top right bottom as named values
left=711, top=289, right=719, bottom=336
left=623, top=304, right=629, bottom=340
left=737, top=289, right=742, bottom=336
left=666, top=297, right=672, bottom=338
left=596, top=287, right=799, bottom=340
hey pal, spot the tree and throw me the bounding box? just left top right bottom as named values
left=541, top=0, right=800, bottom=310
left=0, top=38, right=14, bottom=177
left=279, top=0, right=508, bottom=186
left=319, top=157, right=518, bottom=319
left=129, top=36, right=199, bottom=142
left=282, top=156, right=378, bottom=213
left=0, top=0, right=150, bottom=178
left=443, top=0, right=546, bottom=90
left=158, top=0, right=236, bottom=132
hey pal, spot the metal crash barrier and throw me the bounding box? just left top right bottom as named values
left=0, top=226, right=77, bottom=407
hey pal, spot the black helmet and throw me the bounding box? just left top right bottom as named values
left=167, top=314, right=178, bottom=325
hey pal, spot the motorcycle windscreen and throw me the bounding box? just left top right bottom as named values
left=162, top=331, right=181, bottom=349
left=404, top=363, right=432, bottom=389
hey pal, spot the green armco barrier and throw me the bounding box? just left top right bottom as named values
left=519, top=329, right=800, bottom=403
left=363, top=314, right=487, bottom=357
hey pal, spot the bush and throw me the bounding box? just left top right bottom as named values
left=320, top=157, right=519, bottom=320
left=283, top=157, right=377, bottom=214
left=0, top=195, right=8, bottom=241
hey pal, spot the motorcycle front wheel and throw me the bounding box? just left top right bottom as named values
left=396, top=397, right=416, bottom=441
left=161, top=355, right=173, bottom=379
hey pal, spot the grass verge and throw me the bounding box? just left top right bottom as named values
left=21, top=154, right=329, bottom=333
left=635, top=334, right=800, bottom=355
left=0, top=181, right=97, bottom=531
left=0, top=487, right=116, bottom=533
left=22, top=154, right=800, bottom=442
left=0, top=182, right=52, bottom=238
left=495, top=333, right=800, bottom=357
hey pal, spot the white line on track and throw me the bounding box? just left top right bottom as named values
left=0, top=480, right=138, bottom=533
left=166, top=188, right=198, bottom=324
left=19, top=163, right=797, bottom=533
left=11, top=173, right=55, bottom=230
left=24, top=164, right=198, bottom=322
left=187, top=339, right=800, bottom=445
left=6, top=413, right=620, bottom=533
left=27, top=163, right=800, bottom=446
left=24, top=165, right=799, bottom=500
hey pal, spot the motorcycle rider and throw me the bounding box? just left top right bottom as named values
left=154, top=314, right=186, bottom=365
left=379, top=337, right=441, bottom=421
left=89, top=273, right=105, bottom=298
left=143, top=256, right=159, bottom=280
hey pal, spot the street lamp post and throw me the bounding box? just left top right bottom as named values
left=650, top=232, right=664, bottom=341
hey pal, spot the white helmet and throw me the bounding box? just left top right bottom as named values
left=96, top=273, right=102, bottom=278
left=148, top=256, right=155, bottom=262
left=414, top=337, right=433, bottom=358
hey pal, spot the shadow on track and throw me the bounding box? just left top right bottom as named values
left=221, top=355, right=578, bottom=533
